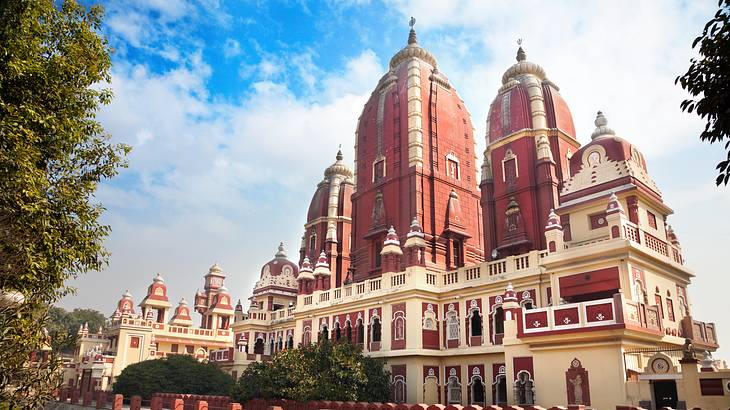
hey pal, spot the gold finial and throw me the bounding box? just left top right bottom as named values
left=408, top=17, right=418, bottom=45
left=516, top=38, right=526, bottom=62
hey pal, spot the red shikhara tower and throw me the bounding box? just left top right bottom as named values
left=480, top=46, right=580, bottom=260
left=350, top=27, right=484, bottom=280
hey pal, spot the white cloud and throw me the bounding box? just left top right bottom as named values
left=61, top=49, right=383, bottom=315
left=223, top=38, right=242, bottom=58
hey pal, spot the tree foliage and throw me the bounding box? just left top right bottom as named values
left=45, top=306, right=108, bottom=353
left=231, top=341, right=391, bottom=403
left=676, top=0, right=730, bottom=185
left=0, top=0, right=128, bottom=406
left=113, top=355, right=234, bottom=400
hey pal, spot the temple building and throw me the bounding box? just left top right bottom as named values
left=63, top=267, right=234, bottom=395
left=213, top=24, right=728, bottom=410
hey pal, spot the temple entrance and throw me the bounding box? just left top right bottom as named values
left=653, top=380, right=678, bottom=409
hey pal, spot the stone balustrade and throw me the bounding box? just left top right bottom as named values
left=517, top=293, right=684, bottom=338
left=298, top=250, right=545, bottom=312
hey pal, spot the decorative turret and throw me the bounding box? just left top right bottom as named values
left=667, top=224, right=681, bottom=247
left=380, top=226, right=403, bottom=273
left=115, top=290, right=135, bottom=317
left=544, top=209, right=564, bottom=253
left=234, top=299, right=244, bottom=323
left=169, top=298, right=193, bottom=327
left=606, top=192, right=624, bottom=215
left=605, top=191, right=630, bottom=240
left=297, top=257, right=315, bottom=295
left=139, top=273, right=171, bottom=323
left=403, top=217, right=427, bottom=267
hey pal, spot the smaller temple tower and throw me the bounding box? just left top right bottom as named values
left=300, top=149, right=354, bottom=288
left=139, top=273, right=171, bottom=323
left=194, top=263, right=234, bottom=329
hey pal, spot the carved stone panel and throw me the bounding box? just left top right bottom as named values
left=565, top=358, right=590, bottom=406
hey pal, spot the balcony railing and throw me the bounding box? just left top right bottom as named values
left=299, top=250, right=544, bottom=309
left=519, top=293, right=668, bottom=337
left=681, top=316, right=719, bottom=347
left=111, top=318, right=230, bottom=339
left=521, top=296, right=620, bottom=335
left=621, top=221, right=683, bottom=265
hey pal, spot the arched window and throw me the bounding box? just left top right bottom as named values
left=345, top=321, right=352, bottom=342
left=470, top=376, right=485, bottom=405
left=302, top=328, right=312, bottom=345
left=277, top=336, right=283, bottom=352
left=334, top=322, right=342, bottom=341
left=514, top=371, right=535, bottom=405
left=493, top=306, right=505, bottom=335
left=393, top=376, right=406, bottom=403
left=447, top=376, right=462, bottom=404
left=374, top=242, right=382, bottom=268
left=446, top=311, right=460, bottom=341
left=521, top=300, right=534, bottom=310
left=269, top=339, right=274, bottom=354
left=320, top=325, right=329, bottom=342
left=470, top=310, right=483, bottom=337
left=287, top=334, right=294, bottom=349
left=309, top=233, right=317, bottom=258
left=371, top=318, right=382, bottom=343
left=357, top=319, right=365, bottom=344
left=493, top=375, right=507, bottom=405
left=253, top=338, right=264, bottom=355
left=394, top=316, right=405, bottom=340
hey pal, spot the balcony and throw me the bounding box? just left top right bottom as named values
left=298, top=250, right=544, bottom=311
left=621, top=221, right=684, bottom=265
left=681, top=316, right=719, bottom=348
left=238, top=306, right=296, bottom=326
left=518, top=293, right=667, bottom=338
left=110, top=317, right=231, bottom=341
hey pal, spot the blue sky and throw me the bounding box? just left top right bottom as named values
left=61, top=0, right=730, bottom=358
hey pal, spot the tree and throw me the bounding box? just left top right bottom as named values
left=231, top=341, right=391, bottom=403
left=45, top=306, right=108, bottom=353
left=0, top=0, right=128, bottom=406
left=113, top=355, right=234, bottom=400
left=676, top=0, right=730, bottom=185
